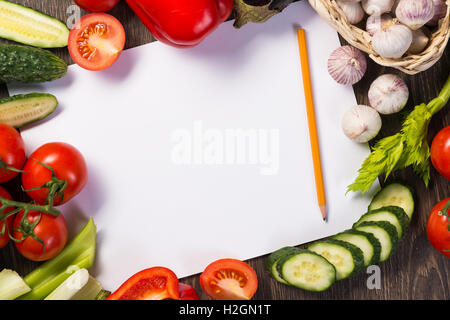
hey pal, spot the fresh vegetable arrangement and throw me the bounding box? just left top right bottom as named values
left=267, top=182, right=415, bottom=291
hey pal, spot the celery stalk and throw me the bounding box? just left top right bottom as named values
left=0, top=269, right=31, bottom=300
left=18, top=218, right=97, bottom=300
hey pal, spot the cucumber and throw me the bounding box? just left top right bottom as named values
left=277, top=249, right=336, bottom=292
left=0, top=43, right=67, bottom=83
left=354, top=206, right=409, bottom=238
left=354, top=221, right=398, bottom=262
left=0, top=93, right=58, bottom=128
left=369, top=182, right=415, bottom=219
left=266, top=247, right=299, bottom=284
left=332, top=229, right=381, bottom=266
left=0, top=0, right=69, bottom=48
left=307, top=239, right=364, bottom=280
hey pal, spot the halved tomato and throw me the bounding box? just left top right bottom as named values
left=68, top=13, right=125, bottom=71
left=200, top=259, right=258, bottom=300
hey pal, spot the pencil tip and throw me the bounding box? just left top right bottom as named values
left=320, top=205, right=327, bottom=222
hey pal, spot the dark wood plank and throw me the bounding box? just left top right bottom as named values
left=0, top=0, right=449, bottom=300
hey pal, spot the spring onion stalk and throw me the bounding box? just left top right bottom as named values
left=348, top=74, right=450, bottom=193
left=18, top=218, right=96, bottom=300
left=0, top=269, right=31, bottom=300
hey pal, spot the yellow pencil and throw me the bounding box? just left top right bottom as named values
left=297, top=28, right=327, bottom=221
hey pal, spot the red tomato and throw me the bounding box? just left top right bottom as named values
left=431, top=126, right=450, bottom=180
left=178, top=283, right=200, bottom=300
left=427, top=198, right=450, bottom=258
left=22, top=142, right=88, bottom=206
left=0, top=186, right=14, bottom=249
left=200, top=259, right=258, bottom=300
left=106, top=267, right=180, bottom=300
left=0, top=124, right=26, bottom=183
left=13, top=210, right=68, bottom=261
left=68, top=13, right=125, bottom=71
left=75, top=0, right=120, bottom=12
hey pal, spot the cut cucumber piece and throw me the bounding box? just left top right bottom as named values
left=332, top=229, right=381, bottom=266
left=307, top=239, right=364, bottom=280
left=0, top=93, right=58, bottom=128
left=266, top=247, right=299, bottom=284
left=354, top=221, right=398, bottom=262
left=0, top=0, right=69, bottom=48
left=277, top=249, right=336, bottom=292
left=369, top=182, right=415, bottom=219
left=354, top=206, right=409, bottom=238
left=0, top=269, right=31, bottom=300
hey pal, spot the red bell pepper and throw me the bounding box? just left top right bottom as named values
left=125, top=0, right=234, bottom=48
left=106, top=267, right=180, bottom=300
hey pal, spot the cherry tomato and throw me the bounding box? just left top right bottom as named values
left=431, top=126, right=450, bottom=180
left=75, top=0, right=120, bottom=12
left=0, top=124, right=26, bottom=183
left=427, top=198, right=450, bottom=258
left=0, top=186, right=14, bottom=249
left=178, top=283, right=200, bottom=300
left=13, top=210, right=68, bottom=261
left=22, top=142, right=88, bottom=206
left=106, top=267, right=180, bottom=300
left=200, top=259, right=258, bottom=300
left=68, top=13, right=125, bottom=71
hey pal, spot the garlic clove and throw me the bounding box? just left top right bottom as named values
left=372, top=23, right=413, bottom=59
left=408, top=28, right=430, bottom=54
left=366, top=13, right=395, bottom=36
left=342, top=105, right=382, bottom=143
left=337, top=0, right=365, bottom=25
left=328, top=45, right=367, bottom=85
left=368, top=74, right=409, bottom=114
left=362, top=0, right=394, bottom=16
left=426, top=0, right=448, bottom=26
left=395, top=0, right=435, bottom=30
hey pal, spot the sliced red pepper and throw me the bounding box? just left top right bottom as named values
left=125, top=0, right=234, bottom=48
left=106, top=267, right=180, bottom=300
left=178, top=283, right=200, bottom=300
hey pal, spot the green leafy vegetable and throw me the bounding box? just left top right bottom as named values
left=348, top=74, right=450, bottom=194
left=233, top=0, right=297, bottom=28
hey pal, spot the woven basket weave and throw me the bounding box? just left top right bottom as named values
left=308, top=0, right=450, bottom=75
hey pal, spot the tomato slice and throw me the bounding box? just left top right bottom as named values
left=68, top=13, right=125, bottom=71
left=200, top=259, right=258, bottom=300
left=106, top=267, right=180, bottom=300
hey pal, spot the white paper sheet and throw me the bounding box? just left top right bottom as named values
left=8, top=2, right=378, bottom=290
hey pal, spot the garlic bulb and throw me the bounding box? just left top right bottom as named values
left=368, top=74, right=409, bottom=114
left=362, top=0, right=394, bottom=16
left=396, top=0, right=435, bottom=30
left=366, top=14, right=395, bottom=36
left=408, top=28, right=430, bottom=54
left=427, top=0, right=448, bottom=26
left=342, top=105, right=382, bottom=143
left=372, top=23, right=413, bottom=58
left=337, top=0, right=365, bottom=25
left=328, top=46, right=367, bottom=85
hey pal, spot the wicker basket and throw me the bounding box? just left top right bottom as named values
left=308, top=0, right=450, bottom=75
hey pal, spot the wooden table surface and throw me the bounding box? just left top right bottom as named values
left=0, top=0, right=449, bottom=300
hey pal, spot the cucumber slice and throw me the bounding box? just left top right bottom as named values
left=332, top=229, right=381, bottom=266
left=307, top=239, right=364, bottom=280
left=266, top=247, right=299, bottom=284
left=277, top=249, right=336, bottom=292
left=369, top=182, right=415, bottom=219
left=0, top=0, right=69, bottom=48
left=354, top=206, right=409, bottom=238
left=0, top=93, right=58, bottom=128
left=354, top=221, right=398, bottom=262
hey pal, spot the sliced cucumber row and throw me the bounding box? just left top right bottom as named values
left=369, top=182, right=415, bottom=219
left=277, top=249, right=336, bottom=292
left=267, top=182, right=414, bottom=292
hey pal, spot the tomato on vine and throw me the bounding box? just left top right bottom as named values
left=21, top=142, right=88, bottom=206
left=0, top=124, right=26, bottom=183
left=0, top=186, right=14, bottom=249
left=427, top=198, right=450, bottom=258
